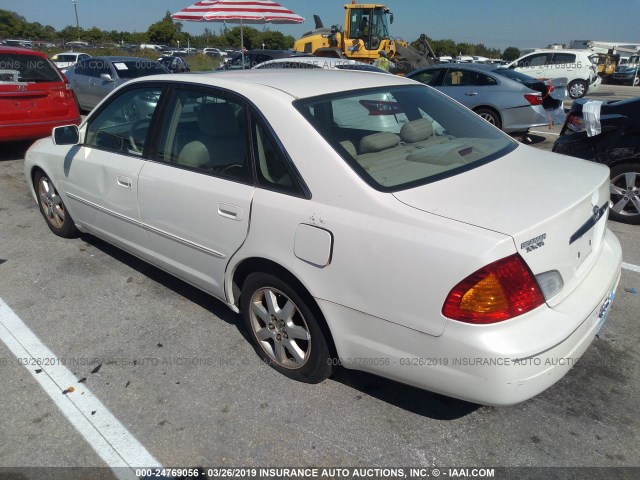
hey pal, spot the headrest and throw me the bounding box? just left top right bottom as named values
left=198, top=102, right=240, bottom=138
left=359, top=132, right=400, bottom=153
left=400, top=119, right=434, bottom=143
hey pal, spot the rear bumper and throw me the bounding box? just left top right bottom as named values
left=502, top=104, right=566, bottom=133
left=319, top=229, right=622, bottom=406
left=588, top=76, right=602, bottom=93
left=0, top=117, right=81, bottom=142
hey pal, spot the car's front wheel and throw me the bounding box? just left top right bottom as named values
left=34, top=170, right=78, bottom=238
left=609, top=163, right=640, bottom=225
left=568, top=79, right=588, bottom=99
left=241, top=272, right=333, bottom=383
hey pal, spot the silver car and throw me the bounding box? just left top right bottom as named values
left=407, top=63, right=567, bottom=133
left=64, top=56, right=168, bottom=111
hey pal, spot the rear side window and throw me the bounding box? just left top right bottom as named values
left=551, top=53, right=576, bottom=65
left=0, top=53, right=61, bottom=82
left=410, top=69, right=444, bottom=86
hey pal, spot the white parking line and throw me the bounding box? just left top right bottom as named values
left=0, top=298, right=162, bottom=479
left=529, top=130, right=560, bottom=136
left=622, top=262, right=640, bottom=273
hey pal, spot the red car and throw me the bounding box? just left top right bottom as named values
left=0, top=46, right=81, bottom=142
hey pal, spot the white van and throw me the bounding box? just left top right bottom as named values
left=507, top=49, right=600, bottom=98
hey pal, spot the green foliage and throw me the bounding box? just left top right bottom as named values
left=410, top=35, right=502, bottom=59
left=503, top=46, right=521, bottom=61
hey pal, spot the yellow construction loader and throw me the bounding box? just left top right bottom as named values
left=293, top=2, right=435, bottom=74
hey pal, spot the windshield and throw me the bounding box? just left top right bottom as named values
left=53, top=54, right=78, bottom=62
left=628, top=55, right=639, bottom=65
left=294, top=85, right=516, bottom=192
left=0, top=53, right=62, bottom=82
left=113, top=61, right=167, bottom=79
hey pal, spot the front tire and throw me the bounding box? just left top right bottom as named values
left=34, top=170, right=78, bottom=238
left=609, top=163, right=640, bottom=225
left=568, top=79, right=588, bottom=99
left=241, top=272, right=333, bottom=383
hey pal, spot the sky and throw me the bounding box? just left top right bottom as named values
left=2, top=0, right=640, bottom=51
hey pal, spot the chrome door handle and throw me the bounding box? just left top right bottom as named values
left=218, top=203, right=243, bottom=221
left=117, top=175, right=132, bottom=189
left=465, top=92, right=478, bottom=96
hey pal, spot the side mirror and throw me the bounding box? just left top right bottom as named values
left=52, top=125, right=80, bottom=146
left=100, top=73, right=114, bottom=81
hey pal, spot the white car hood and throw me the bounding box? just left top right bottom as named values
left=393, top=144, right=611, bottom=306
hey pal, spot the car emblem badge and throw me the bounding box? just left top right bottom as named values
left=520, top=233, right=547, bottom=253
left=16, top=85, right=26, bottom=92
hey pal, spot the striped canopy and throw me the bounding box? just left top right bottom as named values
left=171, top=0, right=305, bottom=25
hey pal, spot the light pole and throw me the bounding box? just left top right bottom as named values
left=72, top=0, right=80, bottom=41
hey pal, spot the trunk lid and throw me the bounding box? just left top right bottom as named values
left=0, top=54, right=71, bottom=122
left=392, top=144, right=610, bottom=306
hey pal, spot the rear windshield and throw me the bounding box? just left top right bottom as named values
left=113, top=61, right=167, bottom=79
left=0, top=53, right=62, bottom=83
left=492, top=68, right=537, bottom=84
left=294, top=85, right=516, bottom=192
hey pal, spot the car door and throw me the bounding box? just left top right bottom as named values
left=87, top=59, right=116, bottom=109
left=59, top=84, right=164, bottom=256
left=68, top=59, right=92, bottom=109
left=514, top=52, right=551, bottom=80
left=137, top=86, right=254, bottom=299
left=437, top=68, right=496, bottom=108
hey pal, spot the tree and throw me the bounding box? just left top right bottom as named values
left=503, top=47, right=520, bottom=61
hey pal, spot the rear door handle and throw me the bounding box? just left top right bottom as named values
left=117, top=175, right=132, bottom=189
left=465, top=92, right=478, bottom=96
left=218, top=203, right=243, bottom=221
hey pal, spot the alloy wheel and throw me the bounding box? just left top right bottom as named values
left=38, top=175, right=66, bottom=229
left=249, top=287, right=311, bottom=369
left=610, top=171, right=640, bottom=219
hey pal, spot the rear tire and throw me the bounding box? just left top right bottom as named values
left=241, top=272, right=333, bottom=383
left=474, top=108, right=502, bottom=130
left=568, top=79, right=588, bottom=99
left=609, top=163, right=640, bottom=225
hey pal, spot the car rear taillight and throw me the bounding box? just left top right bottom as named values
left=566, top=113, right=585, bottom=133
left=442, top=254, right=545, bottom=324
left=524, top=94, right=543, bottom=106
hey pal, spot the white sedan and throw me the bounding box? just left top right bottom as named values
left=24, top=70, right=621, bottom=405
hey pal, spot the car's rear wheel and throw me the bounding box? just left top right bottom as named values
left=241, top=272, right=333, bottom=383
left=609, top=163, right=640, bottom=225
left=474, top=108, right=502, bottom=130
left=34, top=170, right=78, bottom=238
left=568, top=79, right=588, bottom=99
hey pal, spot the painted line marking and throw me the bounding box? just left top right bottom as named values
left=0, top=298, right=162, bottom=479
left=622, top=262, right=640, bottom=273
left=529, top=130, right=560, bottom=136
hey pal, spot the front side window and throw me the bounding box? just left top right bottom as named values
left=155, top=88, right=249, bottom=182
left=517, top=53, right=549, bottom=68
left=85, top=86, right=162, bottom=156
left=295, top=85, right=516, bottom=191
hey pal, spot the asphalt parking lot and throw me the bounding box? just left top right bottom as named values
left=0, top=84, right=638, bottom=480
